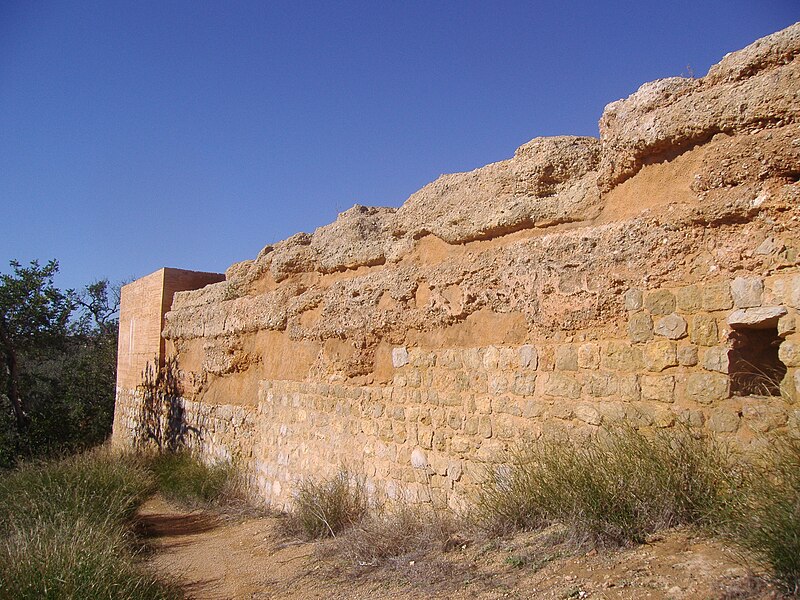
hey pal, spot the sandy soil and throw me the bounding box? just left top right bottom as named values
left=138, top=496, right=781, bottom=600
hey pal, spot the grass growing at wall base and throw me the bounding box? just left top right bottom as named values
left=284, top=469, right=369, bottom=539
left=473, top=426, right=735, bottom=547
left=725, top=436, right=800, bottom=595
left=150, top=451, right=237, bottom=508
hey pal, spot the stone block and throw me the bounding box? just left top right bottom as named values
left=675, top=285, right=702, bottom=313
left=708, top=409, right=740, bottom=433
left=549, top=403, right=574, bottom=420
left=537, top=345, right=555, bottom=371
left=462, top=348, right=483, bottom=371
left=644, top=289, right=676, bottom=315
left=493, top=414, right=518, bottom=440
left=702, top=282, right=733, bottom=311
left=686, top=373, right=730, bottom=404
left=479, top=416, right=493, bottom=438
left=731, top=277, right=764, bottom=308
left=598, top=401, right=627, bottom=421
left=618, top=375, right=641, bottom=400
left=392, top=347, right=409, bottom=368
left=447, top=460, right=463, bottom=482
left=677, top=345, right=699, bottom=366
left=555, top=346, right=578, bottom=371
left=654, top=313, right=687, bottom=339
left=488, top=373, right=510, bottom=394
left=498, top=347, right=517, bottom=370
left=450, top=436, right=472, bottom=455
left=602, top=341, right=643, bottom=372
left=575, top=403, right=601, bottom=426
left=492, top=395, right=522, bottom=416
left=519, top=345, right=538, bottom=369
left=641, top=375, right=675, bottom=402
left=628, top=312, right=654, bottom=343
left=779, top=340, right=800, bottom=367
left=690, top=314, right=719, bottom=346
left=643, top=340, right=678, bottom=372
left=588, top=372, right=618, bottom=397
left=652, top=406, right=676, bottom=428
left=544, top=374, right=582, bottom=398
left=625, top=288, right=643, bottom=311
left=418, top=428, right=433, bottom=449
left=410, top=447, right=428, bottom=469
left=728, top=307, right=788, bottom=329
left=702, top=347, right=730, bottom=373
left=476, top=439, right=507, bottom=463
left=464, top=416, right=479, bottom=436
left=772, top=275, right=800, bottom=309
left=674, top=407, right=705, bottom=428
left=483, top=346, right=500, bottom=370
left=522, top=400, right=547, bottom=418
left=778, top=314, right=796, bottom=338
left=577, top=343, right=600, bottom=369
left=447, top=410, right=464, bottom=431
left=409, top=349, right=436, bottom=368
left=512, top=373, right=537, bottom=396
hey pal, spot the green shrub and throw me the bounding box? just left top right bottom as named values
left=474, top=427, right=733, bottom=546
left=728, top=436, right=800, bottom=594
left=0, top=448, right=179, bottom=599
left=149, top=451, right=235, bottom=507
left=287, top=469, right=368, bottom=539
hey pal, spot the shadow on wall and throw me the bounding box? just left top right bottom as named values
left=136, top=357, right=194, bottom=451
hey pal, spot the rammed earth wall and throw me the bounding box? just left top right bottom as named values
left=113, top=24, right=800, bottom=509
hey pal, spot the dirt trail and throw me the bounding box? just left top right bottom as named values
left=138, top=496, right=779, bottom=600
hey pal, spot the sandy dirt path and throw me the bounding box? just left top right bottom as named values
left=138, top=496, right=779, bottom=600
left=138, top=496, right=315, bottom=599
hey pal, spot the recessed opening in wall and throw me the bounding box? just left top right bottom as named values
left=728, top=327, right=786, bottom=396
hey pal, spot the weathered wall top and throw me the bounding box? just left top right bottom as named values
left=156, top=23, right=800, bottom=384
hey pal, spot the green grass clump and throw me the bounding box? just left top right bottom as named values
left=0, top=448, right=180, bottom=600
left=149, top=451, right=235, bottom=507
left=727, top=436, right=800, bottom=595
left=287, top=469, right=368, bottom=539
left=474, top=427, right=733, bottom=547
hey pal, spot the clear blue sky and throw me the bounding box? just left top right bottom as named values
left=1, top=1, right=797, bottom=291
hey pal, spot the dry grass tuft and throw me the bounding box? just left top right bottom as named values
left=284, top=469, right=369, bottom=539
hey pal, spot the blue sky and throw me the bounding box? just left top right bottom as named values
left=1, top=1, right=797, bottom=292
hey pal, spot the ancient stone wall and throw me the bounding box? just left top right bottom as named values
left=114, top=269, right=800, bottom=508
left=113, top=24, right=800, bottom=509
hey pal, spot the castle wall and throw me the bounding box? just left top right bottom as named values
left=113, top=271, right=800, bottom=509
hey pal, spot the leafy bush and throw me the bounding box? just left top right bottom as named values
left=0, top=448, right=180, bottom=599
left=287, top=469, right=368, bottom=539
left=474, top=426, right=733, bottom=546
